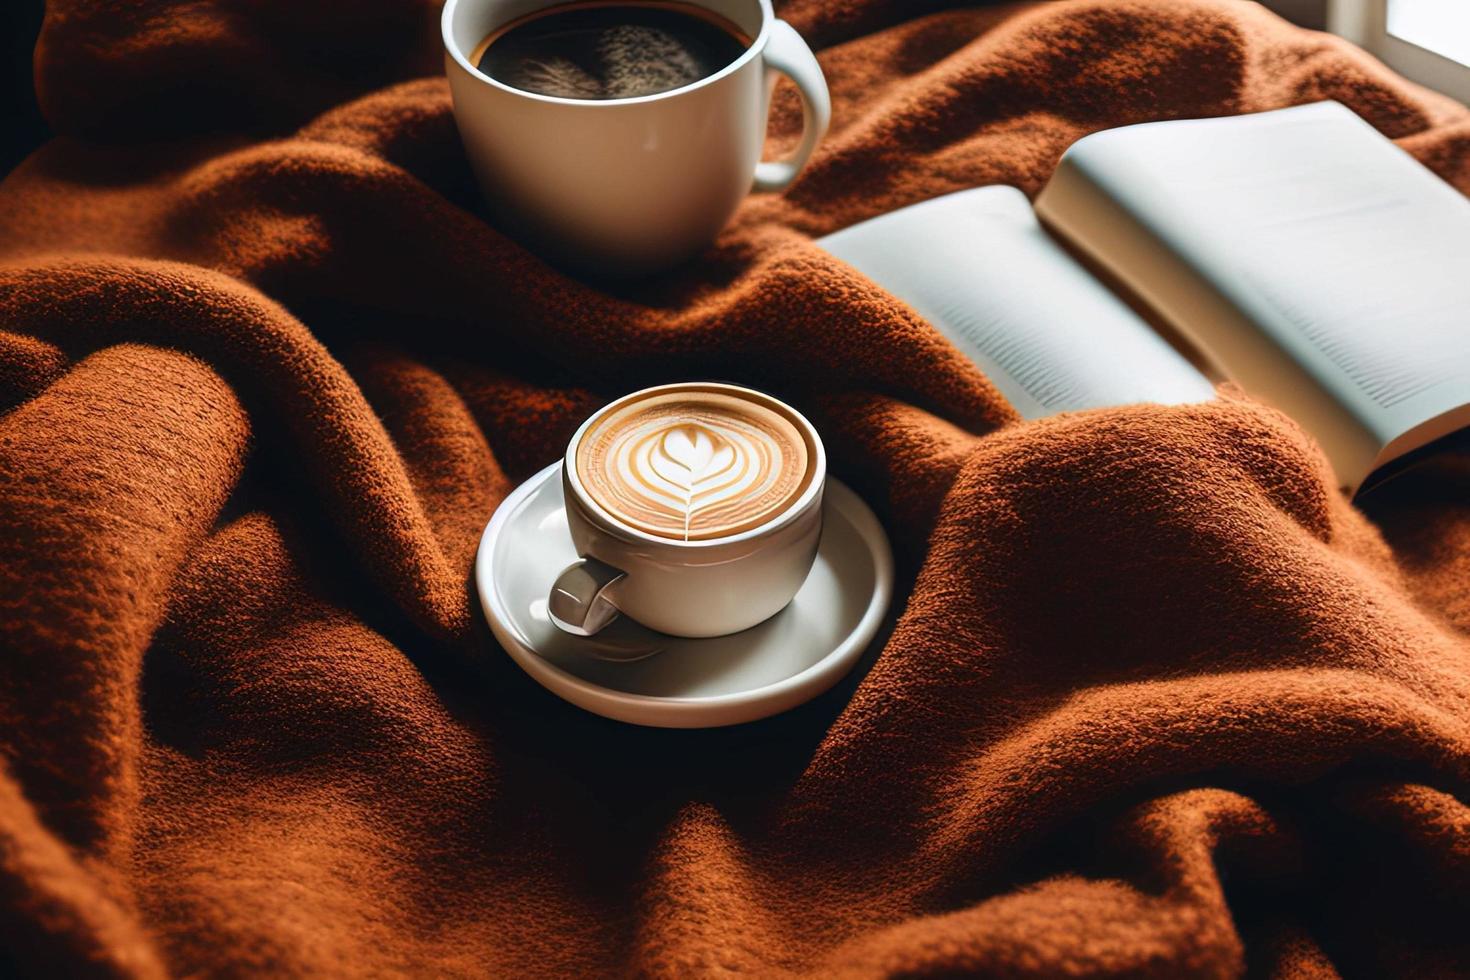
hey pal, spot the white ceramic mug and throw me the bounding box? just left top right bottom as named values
left=441, top=0, right=831, bottom=276
left=549, top=382, right=826, bottom=638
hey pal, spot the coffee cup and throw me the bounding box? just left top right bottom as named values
left=548, top=382, right=825, bottom=638
left=441, top=0, right=831, bottom=276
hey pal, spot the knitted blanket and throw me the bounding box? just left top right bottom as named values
left=3, top=0, right=1470, bottom=974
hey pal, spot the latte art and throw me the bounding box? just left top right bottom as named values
left=575, top=390, right=814, bottom=540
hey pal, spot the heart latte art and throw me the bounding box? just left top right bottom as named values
left=575, top=390, right=814, bottom=541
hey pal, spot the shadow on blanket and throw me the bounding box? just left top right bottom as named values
left=3, top=0, right=1470, bottom=975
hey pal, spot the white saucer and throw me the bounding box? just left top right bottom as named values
left=475, top=463, right=893, bottom=728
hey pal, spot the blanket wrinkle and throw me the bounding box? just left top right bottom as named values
left=814, top=788, right=1295, bottom=978
left=0, top=256, right=474, bottom=641
left=0, top=343, right=249, bottom=853
left=0, top=764, right=164, bottom=980
left=6, top=0, right=1470, bottom=976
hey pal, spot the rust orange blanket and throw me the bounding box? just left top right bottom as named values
left=4, top=1, right=1470, bottom=975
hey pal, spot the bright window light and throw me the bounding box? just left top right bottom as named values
left=1388, top=0, right=1470, bottom=68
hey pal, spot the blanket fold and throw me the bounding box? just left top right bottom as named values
left=4, top=0, right=1470, bottom=975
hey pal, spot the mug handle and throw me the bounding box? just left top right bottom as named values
left=753, top=20, right=831, bottom=193
left=548, top=557, right=626, bottom=636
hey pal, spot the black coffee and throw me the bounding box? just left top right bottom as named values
left=475, top=2, right=749, bottom=100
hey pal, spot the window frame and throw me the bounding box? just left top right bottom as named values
left=1330, top=0, right=1470, bottom=104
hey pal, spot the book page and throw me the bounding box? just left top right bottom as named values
left=1057, top=101, right=1470, bottom=456
left=817, top=186, right=1214, bottom=419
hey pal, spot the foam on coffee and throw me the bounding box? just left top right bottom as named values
left=575, top=388, right=815, bottom=541
left=473, top=1, right=750, bottom=101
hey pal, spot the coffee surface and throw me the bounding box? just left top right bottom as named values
left=575, top=389, right=814, bottom=541
left=476, top=2, right=748, bottom=100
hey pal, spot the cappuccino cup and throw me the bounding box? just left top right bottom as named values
left=441, top=0, right=831, bottom=276
left=549, top=382, right=825, bottom=638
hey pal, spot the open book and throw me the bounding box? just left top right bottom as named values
left=818, top=102, right=1470, bottom=494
